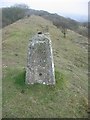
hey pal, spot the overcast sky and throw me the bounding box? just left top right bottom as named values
left=1, top=0, right=89, bottom=20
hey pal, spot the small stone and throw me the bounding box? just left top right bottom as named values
left=21, top=90, right=25, bottom=94
left=43, top=82, right=45, bottom=84
left=31, top=83, right=34, bottom=84
left=15, top=53, right=18, bottom=56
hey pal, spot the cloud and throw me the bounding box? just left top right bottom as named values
left=30, top=0, right=88, bottom=16
left=1, top=0, right=88, bottom=16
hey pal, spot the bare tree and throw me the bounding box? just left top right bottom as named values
left=61, top=24, right=67, bottom=38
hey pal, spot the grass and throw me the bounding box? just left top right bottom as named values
left=2, top=67, right=67, bottom=118
left=3, top=67, right=66, bottom=94
left=2, top=67, right=88, bottom=118
left=2, top=15, right=88, bottom=118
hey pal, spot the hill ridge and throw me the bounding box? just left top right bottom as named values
left=2, top=15, right=88, bottom=118
left=2, top=7, right=88, bottom=37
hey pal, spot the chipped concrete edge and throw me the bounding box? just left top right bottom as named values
left=45, top=33, right=55, bottom=85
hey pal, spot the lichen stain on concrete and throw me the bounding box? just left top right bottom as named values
left=26, top=32, right=55, bottom=85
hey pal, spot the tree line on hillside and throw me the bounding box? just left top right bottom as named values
left=2, top=4, right=29, bottom=27
left=32, top=10, right=87, bottom=37
left=2, top=4, right=88, bottom=37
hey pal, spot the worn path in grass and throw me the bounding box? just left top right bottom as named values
left=2, top=15, right=88, bottom=118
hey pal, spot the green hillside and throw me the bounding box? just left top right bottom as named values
left=2, top=15, right=88, bottom=118
left=2, top=6, right=88, bottom=37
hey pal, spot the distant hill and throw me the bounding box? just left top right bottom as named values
left=27, top=9, right=88, bottom=37
left=2, top=6, right=88, bottom=37
left=62, top=14, right=88, bottom=22
left=2, top=4, right=29, bottom=27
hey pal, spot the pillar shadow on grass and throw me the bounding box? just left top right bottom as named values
left=14, top=68, right=65, bottom=91
left=14, top=69, right=26, bottom=87
left=14, top=69, right=55, bottom=92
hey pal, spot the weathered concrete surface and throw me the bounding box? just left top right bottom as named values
left=26, top=32, right=55, bottom=85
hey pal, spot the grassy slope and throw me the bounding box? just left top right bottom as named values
left=2, top=15, right=88, bottom=118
